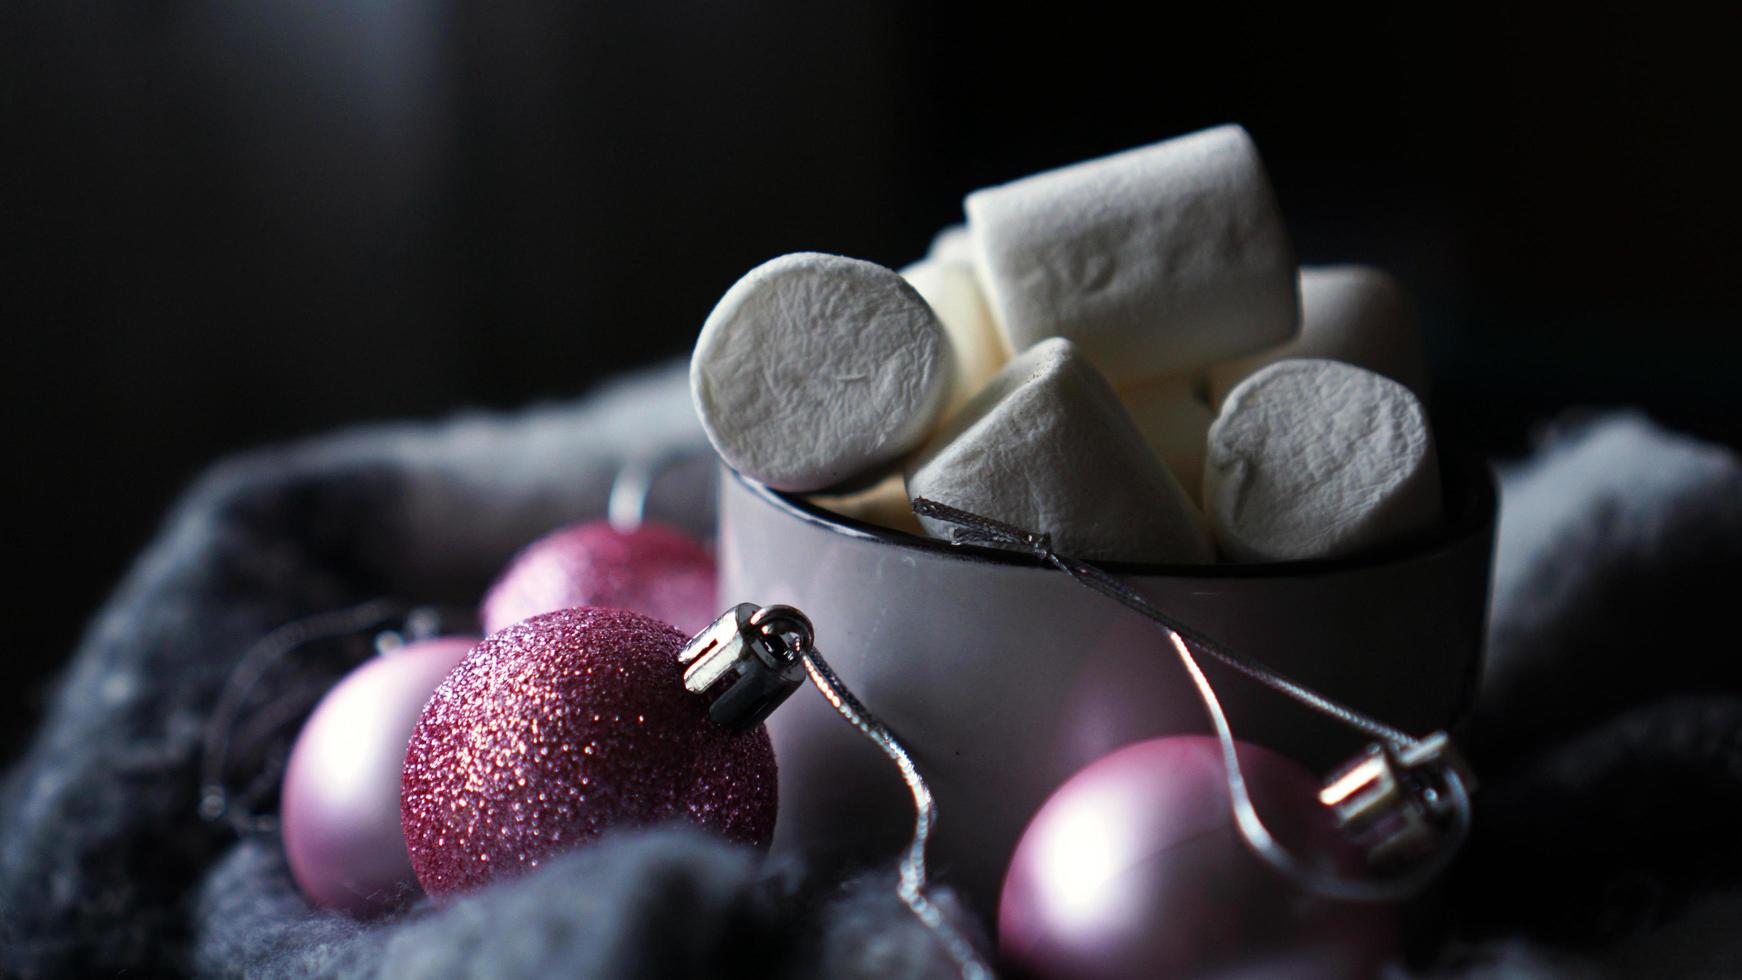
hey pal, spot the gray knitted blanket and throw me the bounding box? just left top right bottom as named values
left=3, top=364, right=1741, bottom=978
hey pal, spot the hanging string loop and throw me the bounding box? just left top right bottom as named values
left=911, top=496, right=1474, bottom=904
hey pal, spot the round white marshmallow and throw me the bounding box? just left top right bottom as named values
left=965, top=124, right=1299, bottom=383
left=1204, top=359, right=1441, bottom=562
left=691, top=252, right=954, bottom=492
left=1208, top=264, right=1429, bottom=408
left=907, top=338, right=1212, bottom=563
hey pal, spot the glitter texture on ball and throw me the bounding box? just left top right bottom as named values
left=400, top=607, right=776, bottom=897
left=479, top=520, right=717, bottom=637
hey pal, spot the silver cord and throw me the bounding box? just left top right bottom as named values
left=199, top=598, right=411, bottom=831
left=911, top=496, right=1472, bottom=902
left=787, top=627, right=993, bottom=980
left=914, top=498, right=1414, bottom=748
left=1168, top=630, right=1471, bottom=902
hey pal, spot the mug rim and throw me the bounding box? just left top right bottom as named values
left=728, top=448, right=1496, bottom=580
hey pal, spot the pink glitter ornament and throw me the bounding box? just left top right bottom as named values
left=480, top=521, right=717, bottom=637
left=281, top=635, right=476, bottom=916
left=999, top=735, right=1398, bottom=980
left=400, top=606, right=777, bottom=897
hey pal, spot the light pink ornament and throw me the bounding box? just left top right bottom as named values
left=999, top=735, right=1398, bottom=980
left=480, top=521, right=717, bottom=637
left=281, top=635, right=476, bottom=916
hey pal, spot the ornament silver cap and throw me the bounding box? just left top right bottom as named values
left=677, top=603, right=809, bottom=730
left=1319, top=731, right=1475, bottom=868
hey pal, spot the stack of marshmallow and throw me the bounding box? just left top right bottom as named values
left=691, top=125, right=1440, bottom=564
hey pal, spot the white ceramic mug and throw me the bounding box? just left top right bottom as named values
left=719, top=454, right=1495, bottom=919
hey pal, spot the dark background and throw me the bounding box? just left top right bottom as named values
left=4, top=4, right=1737, bottom=760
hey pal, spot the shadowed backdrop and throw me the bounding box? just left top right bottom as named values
left=4, top=3, right=1738, bottom=758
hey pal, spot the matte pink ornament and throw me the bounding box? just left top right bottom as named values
left=400, top=606, right=777, bottom=897
left=999, top=735, right=1398, bottom=980
left=281, top=635, right=477, bottom=916
left=480, top=520, right=717, bottom=637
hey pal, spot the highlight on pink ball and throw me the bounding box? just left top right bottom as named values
left=479, top=520, right=717, bottom=637
left=280, top=635, right=476, bottom=916
left=999, top=735, right=1398, bottom=980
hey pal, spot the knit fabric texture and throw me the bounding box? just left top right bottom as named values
left=3, top=363, right=1741, bottom=977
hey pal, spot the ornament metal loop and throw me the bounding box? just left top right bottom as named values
left=607, top=447, right=712, bottom=532
left=748, top=604, right=814, bottom=654
left=607, top=454, right=659, bottom=531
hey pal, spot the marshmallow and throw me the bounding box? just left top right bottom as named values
left=965, top=124, right=1299, bottom=383
left=1207, top=265, right=1429, bottom=407
left=907, top=338, right=1212, bottom=563
left=1204, top=359, right=1440, bottom=562
left=809, top=472, right=924, bottom=535
left=901, top=258, right=1009, bottom=416
left=1117, top=378, right=1214, bottom=506
left=927, top=224, right=976, bottom=266
left=692, top=252, right=954, bottom=492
